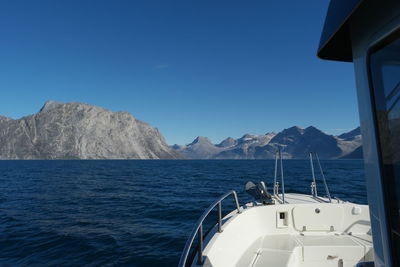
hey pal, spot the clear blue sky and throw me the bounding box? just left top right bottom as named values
left=0, top=0, right=358, bottom=145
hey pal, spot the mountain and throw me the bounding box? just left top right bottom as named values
left=214, top=132, right=276, bottom=159
left=172, top=136, right=224, bottom=159
left=172, top=126, right=362, bottom=159
left=0, top=101, right=181, bottom=159
left=216, top=137, right=237, bottom=148
left=338, top=127, right=361, bottom=140
left=0, top=115, right=11, bottom=122
left=336, top=127, right=362, bottom=157
left=340, top=145, right=363, bottom=159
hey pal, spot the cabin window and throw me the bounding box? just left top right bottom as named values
left=369, top=31, right=400, bottom=257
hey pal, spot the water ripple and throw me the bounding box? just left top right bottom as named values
left=0, top=159, right=366, bottom=266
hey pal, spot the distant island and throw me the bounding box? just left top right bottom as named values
left=0, top=101, right=362, bottom=160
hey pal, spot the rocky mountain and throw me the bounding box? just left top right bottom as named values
left=216, top=137, right=237, bottom=148
left=340, top=145, right=363, bottom=159
left=172, top=136, right=222, bottom=159
left=336, top=127, right=362, bottom=157
left=214, top=133, right=276, bottom=159
left=0, top=101, right=181, bottom=159
left=338, top=127, right=361, bottom=140
left=172, top=126, right=363, bottom=159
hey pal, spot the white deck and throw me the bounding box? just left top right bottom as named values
left=272, top=193, right=335, bottom=204
left=193, top=193, right=372, bottom=267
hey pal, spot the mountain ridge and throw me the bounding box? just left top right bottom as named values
left=0, top=101, right=362, bottom=160
left=0, top=101, right=180, bottom=159
left=172, top=126, right=362, bottom=159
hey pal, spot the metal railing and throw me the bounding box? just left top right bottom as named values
left=272, top=150, right=332, bottom=204
left=178, top=190, right=241, bottom=267
left=273, top=148, right=286, bottom=203
left=309, top=152, right=332, bottom=202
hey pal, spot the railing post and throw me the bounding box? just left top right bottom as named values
left=178, top=190, right=241, bottom=267
left=279, top=148, right=285, bottom=203
left=310, top=152, right=318, bottom=197
left=274, top=182, right=279, bottom=197
left=197, top=224, right=203, bottom=265
left=311, top=181, right=316, bottom=196
left=274, top=151, right=278, bottom=195
left=233, top=191, right=241, bottom=213
left=315, top=152, right=332, bottom=202
left=218, top=202, right=222, bottom=233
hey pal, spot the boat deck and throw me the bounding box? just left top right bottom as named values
left=179, top=154, right=373, bottom=267
left=272, top=193, right=339, bottom=205
left=250, top=233, right=372, bottom=267
left=191, top=193, right=373, bottom=267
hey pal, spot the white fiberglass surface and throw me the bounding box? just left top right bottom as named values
left=296, top=234, right=360, bottom=247
left=198, top=194, right=372, bottom=267
left=292, top=205, right=344, bottom=232
left=251, top=248, right=296, bottom=267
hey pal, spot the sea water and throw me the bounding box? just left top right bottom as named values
left=0, top=160, right=366, bottom=266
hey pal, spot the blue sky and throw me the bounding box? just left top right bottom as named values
left=0, top=0, right=358, bottom=145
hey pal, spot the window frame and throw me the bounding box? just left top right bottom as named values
left=367, top=28, right=400, bottom=266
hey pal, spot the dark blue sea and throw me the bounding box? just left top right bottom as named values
left=0, top=160, right=366, bottom=266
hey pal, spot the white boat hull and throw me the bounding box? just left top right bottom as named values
left=194, top=194, right=372, bottom=267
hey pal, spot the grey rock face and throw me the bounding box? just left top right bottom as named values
left=172, top=126, right=363, bottom=159
left=338, top=127, right=361, bottom=140
left=216, top=137, right=237, bottom=148
left=264, top=126, right=342, bottom=159
left=0, top=101, right=181, bottom=159
left=336, top=127, right=362, bottom=158
left=172, top=136, right=224, bottom=159
left=215, top=132, right=277, bottom=159
left=340, top=145, right=363, bottom=159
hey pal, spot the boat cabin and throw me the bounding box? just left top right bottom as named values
left=319, top=1, right=400, bottom=266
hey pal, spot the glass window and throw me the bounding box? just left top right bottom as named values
left=369, top=31, right=400, bottom=260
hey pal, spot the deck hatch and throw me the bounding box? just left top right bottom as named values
left=292, top=205, right=344, bottom=232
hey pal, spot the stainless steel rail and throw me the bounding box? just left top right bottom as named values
left=309, top=152, right=332, bottom=203
left=178, top=190, right=241, bottom=267
left=273, top=148, right=286, bottom=203
left=273, top=152, right=278, bottom=195
left=315, top=152, right=332, bottom=202
left=279, top=149, right=285, bottom=203
left=310, top=152, right=318, bottom=197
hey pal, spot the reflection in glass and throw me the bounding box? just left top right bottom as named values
left=370, top=35, right=400, bottom=247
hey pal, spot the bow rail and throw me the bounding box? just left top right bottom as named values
left=178, top=190, right=241, bottom=267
